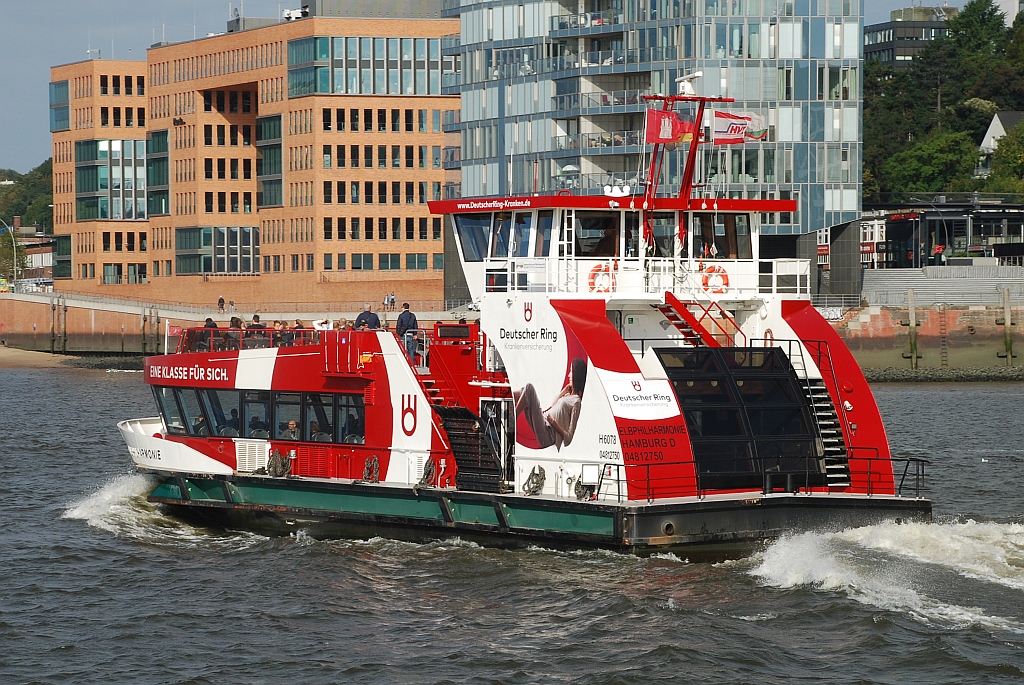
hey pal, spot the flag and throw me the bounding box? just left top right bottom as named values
left=167, top=324, right=183, bottom=336
left=644, top=110, right=695, bottom=144
left=713, top=111, right=767, bottom=144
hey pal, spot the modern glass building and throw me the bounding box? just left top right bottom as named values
left=442, top=0, right=863, bottom=236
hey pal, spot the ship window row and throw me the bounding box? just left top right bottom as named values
left=154, top=387, right=366, bottom=444
left=454, top=210, right=752, bottom=261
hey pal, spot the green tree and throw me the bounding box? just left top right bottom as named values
left=988, top=121, right=1024, bottom=180
left=881, top=131, right=979, bottom=193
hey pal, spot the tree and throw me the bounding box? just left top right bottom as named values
left=988, top=121, right=1024, bottom=180
left=881, top=131, right=979, bottom=193
left=0, top=228, right=26, bottom=284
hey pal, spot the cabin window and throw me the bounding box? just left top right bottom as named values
left=511, top=212, right=532, bottom=257
left=175, top=388, right=209, bottom=436
left=200, top=389, right=242, bottom=437
left=454, top=213, right=490, bottom=262
left=534, top=210, right=554, bottom=257
left=306, top=393, right=334, bottom=442
left=651, top=212, right=677, bottom=258
left=153, top=386, right=186, bottom=435
left=575, top=211, right=619, bottom=257
left=274, top=392, right=302, bottom=440
left=490, top=212, right=512, bottom=258
left=693, top=213, right=752, bottom=259
left=335, top=394, right=366, bottom=443
left=243, top=390, right=272, bottom=438
left=624, top=212, right=640, bottom=259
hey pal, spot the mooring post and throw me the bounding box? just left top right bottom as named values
left=1004, top=287, right=1013, bottom=367
left=908, top=289, right=918, bottom=370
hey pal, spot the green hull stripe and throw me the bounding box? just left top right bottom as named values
left=449, top=500, right=501, bottom=526
left=501, top=502, right=616, bottom=537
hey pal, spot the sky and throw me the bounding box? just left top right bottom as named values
left=0, top=0, right=955, bottom=174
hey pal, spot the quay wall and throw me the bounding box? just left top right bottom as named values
left=833, top=304, right=1021, bottom=369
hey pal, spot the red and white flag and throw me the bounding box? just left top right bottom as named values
left=713, top=111, right=767, bottom=144
left=644, top=110, right=695, bottom=144
left=167, top=324, right=183, bottom=337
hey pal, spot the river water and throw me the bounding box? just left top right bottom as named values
left=2, top=369, right=1023, bottom=684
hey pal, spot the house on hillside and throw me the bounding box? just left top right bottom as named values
left=977, top=111, right=1024, bottom=177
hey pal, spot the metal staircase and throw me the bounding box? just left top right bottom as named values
left=803, top=379, right=851, bottom=487
left=431, top=405, right=503, bottom=493
left=656, top=292, right=747, bottom=348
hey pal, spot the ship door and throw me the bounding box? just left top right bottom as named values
left=480, top=398, right=515, bottom=483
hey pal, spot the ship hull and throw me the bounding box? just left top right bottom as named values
left=143, top=470, right=932, bottom=558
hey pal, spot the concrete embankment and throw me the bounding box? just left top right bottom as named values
left=863, top=366, right=1024, bottom=382
left=835, top=303, right=1021, bottom=371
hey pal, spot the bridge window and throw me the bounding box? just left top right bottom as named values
left=490, top=212, right=512, bottom=258
left=175, top=388, right=208, bottom=436
left=575, top=211, right=619, bottom=257
left=511, top=212, right=532, bottom=257
left=534, top=210, right=554, bottom=256
left=651, top=212, right=677, bottom=258
left=693, top=213, right=751, bottom=259
left=454, top=213, right=490, bottom=261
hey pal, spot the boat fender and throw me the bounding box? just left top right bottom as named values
left=523, top=465, right=546, bottom=496
left=701, top=265, right=729, bottom=294
left=363, top=455, right=380, bottom=483
left=413, top=458, right=436, bottom=495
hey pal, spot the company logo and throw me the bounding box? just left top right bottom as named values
left=632, top=380, right=642, bottom=392
left=523, top=302, right=533, bottom=322
left=401, top=394, right=417, bottom=436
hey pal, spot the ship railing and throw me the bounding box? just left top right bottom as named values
left=178, top=327, right=323, bottom=353
left=848, top=447, right=929, bottom=498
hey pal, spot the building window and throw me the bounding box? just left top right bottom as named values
left=324, top=253, right=333, bottom=270
left=405, top=182, right=414, bottom=204
left=350, top=144, right=359, bottom=168
left=205, top=192, right=214, bottom=213
left=378, top=217, right=387, bottom=240
left=137, top=108, right=145, bottom=126
left=337, top=145, right=346, bottom=168
left=392, top=217, right=401, bottom=240
left=291, top=254, right=300, bottom=271
left=379, top=253, right=401, bottom=270
left=103, top=231, right=111, bottom=252
left=338, top=217, right=347, bottom=240
left=418, top=109, right=427, bottom=133
left=125, top=108, right=134, bottom=127
left=406, top=217, right=414, bottom=240
left=323, top=108, right=332, bottom=131
left=273, top=255, right=281, bottom=272
left=217, top=125, right=226, bottom=146
left=230, top=91, right=238, bottom=113
left=306, top=254, right=314, bottom=271
left=364, top=181, right=373, bottom=204
left=218, top=192, right=226, bottom=213
left=243, top=159, right=252, bottom=179
left=231, top=159, right=239, bottom=180
left=323, top=181, right=333, bottom=204
left=137, top=76, right=145, bottom=96
left=407, top=253, right=427, bottom=270
left=113, top=75, right=121, bottom=95
left=392, top=145, right=401, bottom=168
left=231, top=192, right=239, bottom=213
left=378, top=109, right=387, bottom=132
left=204, top=125, right=213, bottom=146
left=323, top=145, right=332, bottom=168
left=432, top=217, right=441, bottom=240
left=125, top=76, right=133, bottom=95
left=217, top=158, right=226, bottom=179
left=392, top=182, right=401, bottom=204
left=337, top=182, right=346, bottom=204
left=351, top=217, right=360, bottom=240
left=244, top=192, right=252, bottom=213
left=263, top=255, right=271, bottom=272
left=324, top=217, right=333, bottom=240
left=337, top=253, right=346, bottom=269
left=242, top=91, right=251, bottom=113
left=101, top=107, right=109, bottom=126
left=419, top=217, right=428, bottom=240
left=113, top=107, right=121, bottom=127
left=433, top=253, right=444, bottom=270
left=378, top=181, right=387, bottom=205
left=405, top=145, right=414, bottom=168
left=378, top=145, right=387, bottom=169
left=230, top=125, right=239, bottom=146
left=100, top=75, right=108, bottom=95
left=352, top=253, right=373, bottom=270
left=216, top=90, right=225, bottom=112
left=405, top=109, right=413, bottom=132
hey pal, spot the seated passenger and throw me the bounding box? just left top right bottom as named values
left=280, top=420, right=300, bottom=440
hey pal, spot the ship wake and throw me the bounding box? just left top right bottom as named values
left=748, top=519, right=1024, bottom=634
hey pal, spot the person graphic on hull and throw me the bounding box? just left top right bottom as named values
left=513, top=357, right=587, bottom=450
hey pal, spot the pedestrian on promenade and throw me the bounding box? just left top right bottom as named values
left=217, top=295, right=225, bottom=312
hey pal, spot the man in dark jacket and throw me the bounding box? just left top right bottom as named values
left=395, top=303, right=418, bottom=362
left=354, top=303, right=381, bottom=330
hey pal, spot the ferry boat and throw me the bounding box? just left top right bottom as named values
left=118, top=87, right=930, bottom=556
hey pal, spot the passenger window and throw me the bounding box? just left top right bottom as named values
left=201, top=389, right=242, bottom=437
left=335, top=394, right=366, bottom=444
left=243, top=390, right=271, bottom=438
left=175, top=388, right=208, bottom=436
left=575, top=211, right=619, bottom=257
left=534, top=210, right=553, bottom=256
left=153, top=386, right=186, bottom=435
left=490, top=212, right=512, bottom=258
left=274, top=392, right=302, bottom=440
left=453, top=213, right=490, bottom=262
left=511, top=212, right=532, bottom=257
left=305, top=393, right=334, bottom=442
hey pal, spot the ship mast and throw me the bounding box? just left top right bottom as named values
left=641, top=73, right=733, bottom=245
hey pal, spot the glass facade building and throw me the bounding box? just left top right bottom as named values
left=443, top=0, right=862, bottom=234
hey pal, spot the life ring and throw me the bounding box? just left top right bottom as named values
left=702, top=265, right=729, bottom=294
left=588, top=264, right=616, bottom=292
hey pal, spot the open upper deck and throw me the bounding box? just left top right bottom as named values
left=429, top=194, right=809, bottom=303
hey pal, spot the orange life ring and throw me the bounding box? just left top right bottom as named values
left=701, top=265, right=729, bottom=294
left=588, top=264, right=616, bottom=292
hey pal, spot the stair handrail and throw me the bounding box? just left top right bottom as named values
left=802, top=339, right=855, bottom=453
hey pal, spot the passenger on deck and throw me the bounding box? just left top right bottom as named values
left=354, top=304, right=381, bottom=330
left=281, top=420, right=300, bottom=440
left=204, top=318, right=218, bottom=328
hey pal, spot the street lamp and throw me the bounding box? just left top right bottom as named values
left=0, top=217, right=17, bottom=287
left=910, top=197, right=951, bottom=266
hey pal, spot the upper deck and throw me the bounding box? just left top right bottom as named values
left=429, top=194, right=809, bottom=304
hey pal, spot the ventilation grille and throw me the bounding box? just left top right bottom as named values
left=235, top=440, right=268, bottom=473
left=299, top=445, right=331, bottom=478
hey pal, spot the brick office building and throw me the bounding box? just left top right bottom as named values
left=50, top=2, right=459, bottom=309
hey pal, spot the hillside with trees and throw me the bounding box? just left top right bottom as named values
left=864, top=0, right=1024, bottom=199
left=0, top=159, right=53, bottom=232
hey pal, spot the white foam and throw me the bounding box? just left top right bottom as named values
left=749, top=525, right=1024, bottom=634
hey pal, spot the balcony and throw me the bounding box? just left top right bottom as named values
left=553, top=129, right=644, bottom=154
left=442, top=146, right=462, bottom=170
left=441, top=33, right=460, bottom=53
left=549, top=10, right=624, bottom=32
left=552, top=89, right=651, bottom=113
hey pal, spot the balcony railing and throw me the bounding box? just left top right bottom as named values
left=550, top=9, right=625, bottom=32
left=453, top=46, right=676, bottom=87
left=552, top=89, right=650, bottom=112
left=441, top=33, right=460, bottom=51
left=553, top=129, right=644, bottom=153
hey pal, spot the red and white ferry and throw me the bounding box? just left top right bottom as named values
left=119, top=88, right=930, bottom=556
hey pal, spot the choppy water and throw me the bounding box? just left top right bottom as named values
left=2, top=371, right=1023, bottom=684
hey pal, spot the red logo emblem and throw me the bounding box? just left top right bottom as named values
left=401, top=394, right=417, bottom=436
left=632, top=381, right=642, bottom=392
left=523, top=302, right=533, bottom=322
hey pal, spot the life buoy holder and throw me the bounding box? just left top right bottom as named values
left=588, top=264, right=616, bottom=292
left=764, top=328, right=774, bottom=346
left=701, top=265, right=729, bottom=294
